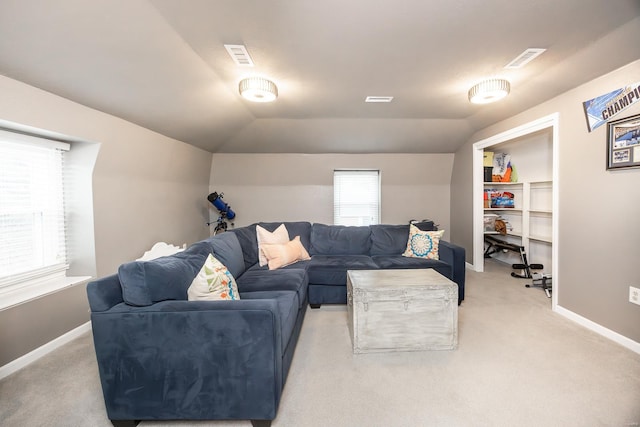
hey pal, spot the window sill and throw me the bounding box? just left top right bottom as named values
left=0, top=275, right=91, bottom=311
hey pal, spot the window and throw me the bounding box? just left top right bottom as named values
left=0, top=130, right=69, bottom=293
left=333, top=170, right=380, bottom=226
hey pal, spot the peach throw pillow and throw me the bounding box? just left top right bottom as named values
left=256, top=224, right=290, bottom=266
left=260, top=236, right=311, bottom=270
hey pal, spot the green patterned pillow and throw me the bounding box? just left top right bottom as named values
left=402, top=224, right=445, bottom=260
left=187, top=254, right=240, bottom=301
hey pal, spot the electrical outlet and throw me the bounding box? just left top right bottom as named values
left=630, top=286, right=640, bottom=306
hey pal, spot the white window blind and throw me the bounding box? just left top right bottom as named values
left=334, top=170, right=380, bottom=226
left=0, top=131, right=70, bottom=289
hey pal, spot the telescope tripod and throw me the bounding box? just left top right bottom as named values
left=207, top=213, right=232, bottom=235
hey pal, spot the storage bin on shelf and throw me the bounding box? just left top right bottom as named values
left=491, top=192, right=515, bottom=208
left=484, top=189, right=515, bottom=208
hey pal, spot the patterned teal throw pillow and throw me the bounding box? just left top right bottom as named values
left=402, top=224, right=445, bottom=260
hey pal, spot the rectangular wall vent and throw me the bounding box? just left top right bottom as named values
left=365, top=96, right=394, bottom=103
left=224, top=44, right=254, bottom=66
left=504, top=48, right=546, bottom=69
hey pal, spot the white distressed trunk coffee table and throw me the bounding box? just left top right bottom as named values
left=347, top=269, right=458, bottom=353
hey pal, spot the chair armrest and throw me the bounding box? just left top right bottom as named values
left=439, top=240, right=466, bottom=304
left=91, top=299, right=284, bottom=422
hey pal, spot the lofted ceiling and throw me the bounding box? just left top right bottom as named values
left=0, top=0, right=639, bottom=154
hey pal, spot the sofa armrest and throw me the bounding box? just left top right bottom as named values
left=87, top=274, right=124, bottom=312
left=90, top=299, right=284, bottom=422
left=439, top=240, right=466, bottom=304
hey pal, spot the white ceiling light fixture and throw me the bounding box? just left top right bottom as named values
left=239, top=77, right=278, bottom=103
left=468, top=79, right=510, bottom=104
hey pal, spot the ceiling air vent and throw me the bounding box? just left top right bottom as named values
left=224, top=44, right=254, bottom=66
left=365, top=96, right=394, bottom=103
left=504, top=48, right=546, bottom=69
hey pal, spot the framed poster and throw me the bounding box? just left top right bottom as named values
left=607, top=114, right=640, bottom=170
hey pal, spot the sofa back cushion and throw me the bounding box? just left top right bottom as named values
left=118, top=242, right=210, bottom=306
left=370, top=222, right=438, bottom=255
left=206, top=231, right=246, bottom=279
left=310, top=224, right=372, bottom=255
left=229, top=223, right=259, bottom=270
left=370, top=224, right=411, bottom=256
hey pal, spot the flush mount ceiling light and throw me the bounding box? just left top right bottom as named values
left=239, top=77, right=278, bottom=102
left=468, top=79, right=511, bottom=104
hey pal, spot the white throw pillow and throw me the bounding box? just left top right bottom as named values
left=187, top=253, right=240, bottom=301
left=256, top=224, right=290, bottom=266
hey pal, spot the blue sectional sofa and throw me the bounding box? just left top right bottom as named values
left=87, top=222, right=465, bottom=427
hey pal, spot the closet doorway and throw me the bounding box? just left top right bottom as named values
left=472, top=113, right=559, bottom=309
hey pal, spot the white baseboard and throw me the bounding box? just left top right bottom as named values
left=0, top=321, right=92, bottom=380
left=555, top=305, right=640, bottom=355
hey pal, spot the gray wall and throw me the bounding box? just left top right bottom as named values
left=450, top=140, right=474, bottom=262
left=0, top=75, right=212, bottom=367
left=210, top=153, right=454, bottom=239
left=451, top=60, right=640, bottom=343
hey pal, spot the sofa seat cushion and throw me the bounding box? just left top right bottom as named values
left=236, top=268, right=308, bottom=309
left=371, top=255, right=452, bottom=278
left=245, top=260, right=311, bottom=273
left=118, top=242, right=211, bottom=306
left=310, top=224, right=372, bottom=255
left=240, top=290, right=299, bottom=353
left=307, top=255, right=378, bottom=285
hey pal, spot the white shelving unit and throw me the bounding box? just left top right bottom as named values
left=484, top=180, right=553, bottom=269
left=527, top=180, right=553, bottom=244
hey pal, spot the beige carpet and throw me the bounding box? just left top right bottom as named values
left=1, top=260, right=639, bottom=427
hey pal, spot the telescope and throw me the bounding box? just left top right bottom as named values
left=207, top=192, right=235, bottom=234
left=207, top=192, right=236, bottom=220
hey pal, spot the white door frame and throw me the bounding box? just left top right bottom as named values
left=472, top=113, right=560, bottom=309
